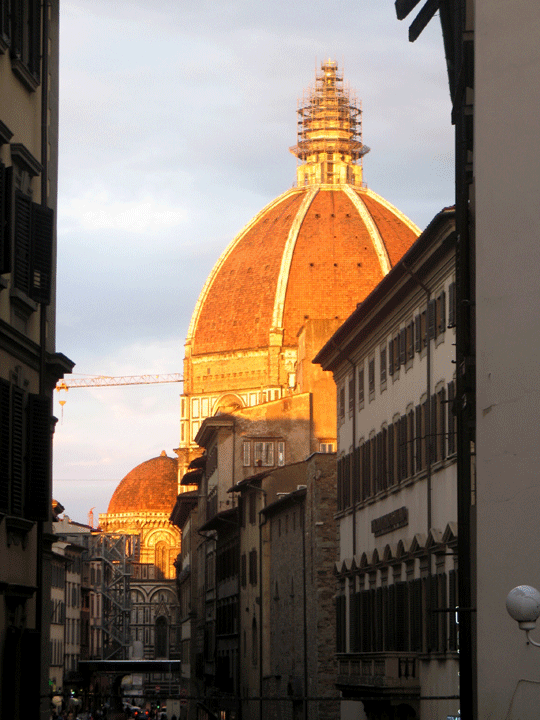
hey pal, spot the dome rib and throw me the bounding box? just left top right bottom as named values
left=271, top=186, right=318, bottom=334
left=342, top=185, right=391, bottom=274
left=186, top=188, right=304, bottom=350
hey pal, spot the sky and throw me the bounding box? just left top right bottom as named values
left=52, top=0, right=455, bottom=526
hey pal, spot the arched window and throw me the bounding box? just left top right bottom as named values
left=155, top=616, right=168, bottom=659
left=155, top=541, right=168, bottom=579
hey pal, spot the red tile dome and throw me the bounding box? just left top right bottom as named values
left=107, top=452, right=178, bottom=515
left=188, top=185, right=419, bottom=356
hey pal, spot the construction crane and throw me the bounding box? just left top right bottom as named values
left=56, top=373, right=183, bottom=390
left=55, top=374, right=183, bottom=421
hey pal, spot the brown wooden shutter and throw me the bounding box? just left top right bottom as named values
left=428, top=299, right=436, bottom=339
left=448, top=282, right=456, bottom=327
left=431, top=394, right=438, bottom=463
left=448, top=381, right=456, bottom=454
left=415, top=314, right=422, bottom=352
left=395, top=582, right=409, bottom=651
left=0, top=378, right=10, bottom=512
left=388, top=339, right=394, bottom=375
left=13, top=190, right=32, bottom=295
left=11, top=386, right=24, bottom=516
left=0, top=162, right=7, bottom=273
left=26, top=394, right=51, bottom=520
left=29, top=0, right=41, bottom=80
left=31, top=203, right=54, bottom=304
left=415, top=404, right=422, bottom=472
left=439, top=387, right=447, bottom=460
left=448, top=569, right=458, bottom=650
left=10, top=0, right=23, bottom=60
left=399, top=328, right=407, bottom=365
left=410, top=578, right=423, bottom=651
left=407, top=320, right=415, bottom=359
left=388, top=423, right=395, bottom=486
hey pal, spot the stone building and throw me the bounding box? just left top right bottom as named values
left=315, top=208, right=458, bottom=720
left=0, top=2, right=74, bottom=718
left=97, top=452, right=182, bottom=700
left=259, top=455, right=339, bottom=720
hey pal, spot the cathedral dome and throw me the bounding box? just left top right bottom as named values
left=186, top=61, right=419, bottom=361
left=107, top=451, right=178, bottom=515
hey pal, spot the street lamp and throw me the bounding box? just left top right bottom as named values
left=506, top=585, right=540, bottom=645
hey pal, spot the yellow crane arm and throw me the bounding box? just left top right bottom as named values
left=56, top=373, right=183, bottom=390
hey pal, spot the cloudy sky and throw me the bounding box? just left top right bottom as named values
left=52, top=0, right=455, bottom=525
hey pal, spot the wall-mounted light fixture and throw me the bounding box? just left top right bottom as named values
left=506, top=585, right=540, bottom=646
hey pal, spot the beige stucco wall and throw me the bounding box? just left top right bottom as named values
left=475, top=2, right=540, bottom=717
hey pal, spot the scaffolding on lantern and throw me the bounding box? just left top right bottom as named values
left=290, top=59, right=370, bottom=187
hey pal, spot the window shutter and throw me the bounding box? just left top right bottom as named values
left=388, top=423, right=395, bottom=486
left=368, top=358, right=375, bottom=393
left=448, top=381, right=456, bottom=454
left=439, top=573, right=447, bottom=653
left=408, top=410, right=415, bottom=477
left=336, top=594, right=346, bottom=653
left=0, top=378, right=10, bottom=512
left=358, top=366, right=364, bottom=403
left=438, top=291, right=446, bottom=334
left=26, top=394, right=51, bottom=521
left=31, top=203, right=53, bottom=304
left=395, top=582, right=409, bottom=651
left=350, top=591, right=359, bottom=652
left=381, top=427, right=388, bottom=491
left=394, top=334, right=400, bottom=372
left=407, top=320, right=414, bottom=359
left=353, top=446, right=361, bottom=504
left=388, top=339, right=394, bottom=376
left=361, top=590, right=373, bottom=652
left=428, top=299, right=436, bottom=339
left=399, top=415, right=407, bottom=481
left=385, top=585, right=396, bottom=650
left=428, top=574, right=440, bottom=653
left=375, top=587, right=384, bottom=651
left=410, top=578, right=423, bottom=651
left=439, top=388, right=446, bottom=460
left=11, top=386, right=24, bottom=516
left=0, top=0, right=11, bottom=41
left=415, top=314, right=421, bottom=352
left=10, top=0, right=23, bottom=59
left=415, top=405, right=422, bottom=472
left=362, top=442, right=370, bottom=499
left=431, top=394, right=438, bottom=463
left=349, top=375, right=355, bottom=414
left=0, top=162, right=6, bottom=273
left=380, top=347, right=387, bottom=385
left=13, top=190, right=32, bottom=295
left=448, top=282, right=456, bottom=327
left=399, top=328, right=406, bottom=365
left=448, top=569, right=458, bottom=650
left=29, top=0, right=41, bottom=80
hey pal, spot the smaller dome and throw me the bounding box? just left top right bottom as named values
left=107, top=452, right=178, bottom=515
